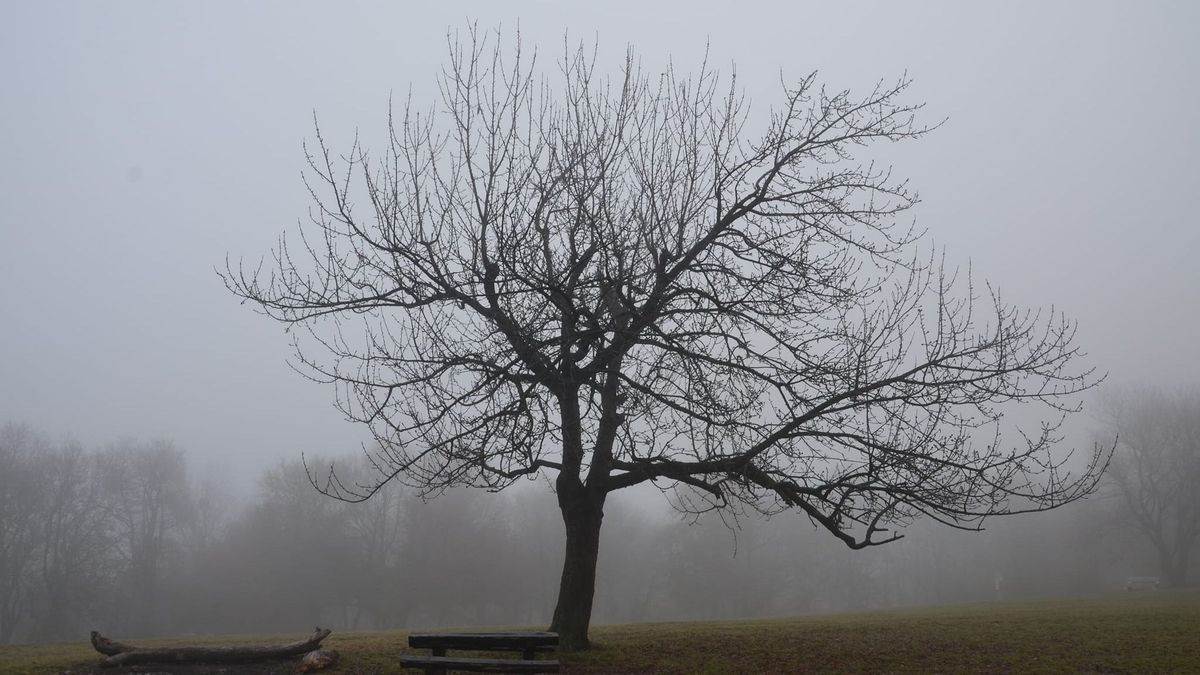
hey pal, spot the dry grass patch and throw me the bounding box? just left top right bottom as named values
left=2, top=592, right=1196, bottom=674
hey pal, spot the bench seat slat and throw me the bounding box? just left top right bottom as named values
left=408, top=632, right=559, bottom=651
left=398, top=655, right=560, bottom=673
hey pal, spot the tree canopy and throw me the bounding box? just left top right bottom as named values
left=225, top=27, right=1108, bottom=648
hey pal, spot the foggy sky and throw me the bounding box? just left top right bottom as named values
left=2, top=1, right=1197, bottom=488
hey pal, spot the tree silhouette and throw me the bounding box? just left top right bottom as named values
left=1104, top=388, right=1199, bottom=587
left=225, top=27, right=1107, bottom=649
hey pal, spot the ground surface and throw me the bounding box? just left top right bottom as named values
left=2, top=591, right=1197, bottom=674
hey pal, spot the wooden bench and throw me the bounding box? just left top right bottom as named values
left=1125, top=576, right=1160, bottom=591
left=400, top=632, right=559, bottom=674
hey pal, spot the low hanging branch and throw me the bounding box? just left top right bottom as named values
left=90, top=627, right=333, bottom=668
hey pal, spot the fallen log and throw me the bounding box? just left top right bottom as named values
left=89, top=627, right=332, bottom=668
left=89, top=632, right=138, bottom=657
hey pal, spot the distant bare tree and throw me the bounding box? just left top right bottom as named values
left=226, top=27, right=1107, bottom=648
left=334, top=456, right=411, bottom=630
left=1103, top=388, right=1200, bottom=587
left=0, top=424, right=45, bottom=643
left=0, top=425, right=114, bottom=643
left=97, top=440, right=189, bottom=635
left=28, top=442, right=111, bottom=642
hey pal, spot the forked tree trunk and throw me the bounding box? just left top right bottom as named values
left=548, top=487, right=605, bottom=651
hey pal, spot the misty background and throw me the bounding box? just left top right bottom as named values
left=1, top=0, right=1197, bottom=644
left=0, top=419, right=1165, bottom=643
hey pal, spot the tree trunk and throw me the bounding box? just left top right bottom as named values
left=548, top=487, right=604, bottom=651
left=1160, top=548, right=1189, bottom=588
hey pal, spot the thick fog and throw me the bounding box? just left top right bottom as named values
left=0, top=423, right=1172, bottom=643
left=1, top=0, right=1198, bottom=644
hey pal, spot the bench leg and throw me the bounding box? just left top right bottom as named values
left=427, top=648, right=447, bottom=675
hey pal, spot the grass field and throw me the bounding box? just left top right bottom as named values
left=2, top=592, right=1197, bottom=674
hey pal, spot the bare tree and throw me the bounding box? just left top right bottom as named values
left=0, top=424, right=45, bottom=644
left=97, top=440, right=189, bottom=636
left=1103, top=388, right=1200, bottom=587
left=29, top=442, right=112, bottom=642
left=0, top=424, right=118, bottom=644
left=329, top=455, right=411, bottom=630
left=225, top=27, right=1107, bottom=649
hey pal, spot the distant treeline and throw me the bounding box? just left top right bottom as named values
left=0, top=421, right=1167, bottom=644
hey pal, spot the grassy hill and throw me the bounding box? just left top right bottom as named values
left=3, top=592, right=1197, bottom=674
